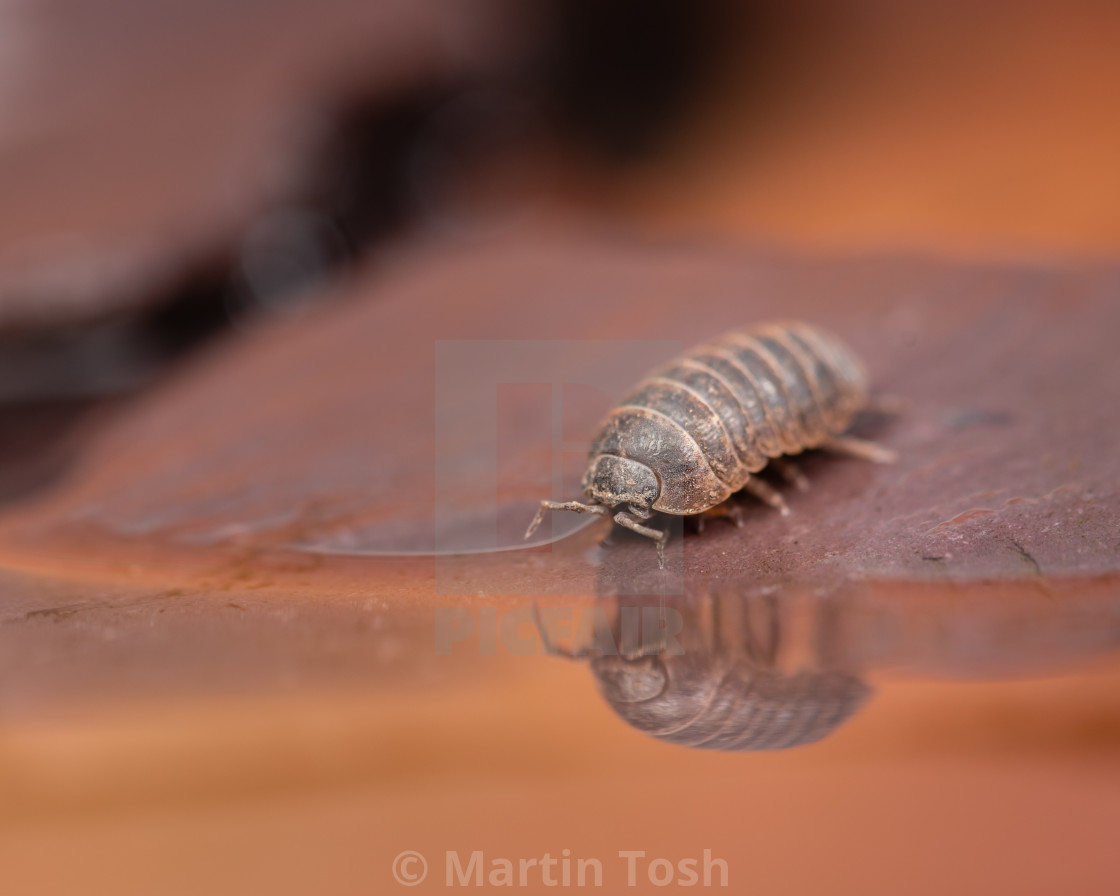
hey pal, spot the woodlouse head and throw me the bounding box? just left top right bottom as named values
left=582, top=454, right=659, bottom=513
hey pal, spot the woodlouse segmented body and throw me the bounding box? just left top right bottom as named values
left=526, top=320, right=894, bottom=567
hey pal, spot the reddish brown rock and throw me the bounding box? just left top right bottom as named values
left=0, top=230, right=1115, bottom=598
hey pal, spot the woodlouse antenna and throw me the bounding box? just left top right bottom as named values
left=524, top=500, right=609, bottom=540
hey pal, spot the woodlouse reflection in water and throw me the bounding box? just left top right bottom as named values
left=533, top=576, right=1120, bottom=751
left=536, top=589, right=872, bottom=751
left=526, top=321, right=896, bottom=567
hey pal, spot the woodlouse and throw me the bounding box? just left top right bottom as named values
left=525, top=320, right=895, bottom=567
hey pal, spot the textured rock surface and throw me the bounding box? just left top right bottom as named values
left=1, top=231, right=1115, bottom=594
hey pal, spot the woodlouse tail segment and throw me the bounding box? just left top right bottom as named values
left=524, top=500, right=610, bottom=540
left=613, top=511, right=668, bottom=569
left=821, top=435, right=898, bottom=465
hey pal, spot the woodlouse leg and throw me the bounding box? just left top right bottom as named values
left=697, top=502, right=746, bottom=533
left=821, top=435, right=898, bottom=464
left=524, top=500, right=610, bottom=539
left=742, top=476, right=791, bottom=517
left=613, top=512, right=668, bottom=569
left=771, top=457, right=810, bottom=492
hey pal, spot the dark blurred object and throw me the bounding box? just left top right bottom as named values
left=531, top=0, right=739, bottom=159
left=0, top=0, right=517, bottom=396
left=0, top=399, right=111, bottom=507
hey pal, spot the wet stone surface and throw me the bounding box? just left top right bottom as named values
left=0, top=230, right=1115, bottom=596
